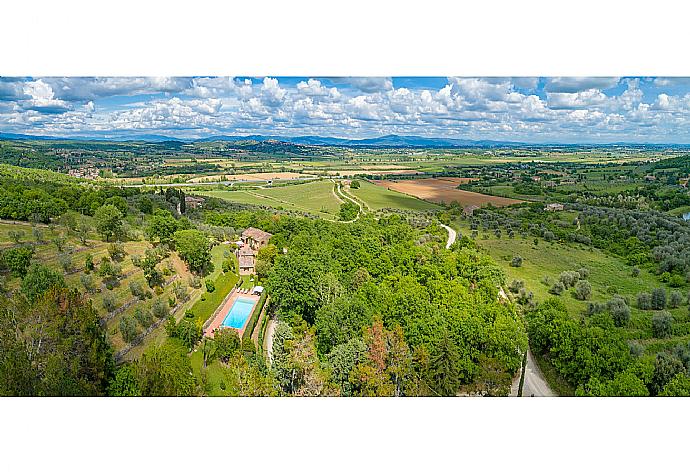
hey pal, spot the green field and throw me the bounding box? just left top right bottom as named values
left=350, top=181, right=441, bottom=211
left=198, top=179, right=342, bottom=218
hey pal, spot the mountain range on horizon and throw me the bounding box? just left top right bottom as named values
left=1, top=132, right=689, bottom=148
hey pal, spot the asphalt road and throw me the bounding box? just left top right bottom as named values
left=521, top=349, right=556, bottom=397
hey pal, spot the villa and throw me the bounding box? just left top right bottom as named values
left=545, top=203, right=564, bottom=212
left=237, top=227, right=273, bottom=275
left=241, top=227, right=272, bottom=251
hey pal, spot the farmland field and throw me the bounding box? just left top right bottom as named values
left=349, top=180, right=441, bottom=211
left=374, top=178, right=523, bottom=207
left=198, top=179, right=342, bottom=218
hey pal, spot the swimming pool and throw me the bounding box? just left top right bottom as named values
left=221, top=296, right=257, bottom=329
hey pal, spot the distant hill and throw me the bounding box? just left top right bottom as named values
left=3, top=132, right=690, bottom=148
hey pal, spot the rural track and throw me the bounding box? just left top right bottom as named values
left=332, top=180, right=364, bottom=223
left=440, top=223, right=457, bottom=249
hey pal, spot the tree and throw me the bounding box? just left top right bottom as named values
left=135, top=342, right=196, bottom=396
left=100, top=293, right=116, bottom=313
left=129, top=280, right=148, bottom=300
left=0, top=287, right=113, bottom=396
left=574, top=280, right=592, bottom=300
left=650, top=352, right=686, bottom=395
left=637, top=292, right=652, bottom=310
left=510, top=255, right=523, bottom=267
left=134, top=308, right=153, bottom=328
left=174, top=229, right=212, bottom=273
left=1, top=246, right=35, bottom=277
left=608, top=296, right=631, bottom=327
left=327, top=338, right=367, bottom=396
left=104, top=196, right=128, bottom=216
left=652, top=311, right=673, bottom=338
left=429, top=329, right=462, bottom=396
left=173, top=319, right=202, bottom=351
left=94, top=204, right=123, bottom=242
left=8, top=230, right=25, bottom=244
left=651, top=288, right=667, bottom=310
left=80, top=273, right=95, bottom=293
left=151, top=298, right=169, bottom=319
left=53, top=233, right=67, bottom=252
left=119, top=316, right=139, bottom=343
left=145, top=209, right=180, bottom=245
left=21, top=263, right=66, bottom=302
left=549, top=281, right=565, bottom=295
left=669, top=290, right=683, bottom=309
left=659, top=373, right=690, bottom=396
left=107, top=364, right=141, bottom=396
left=213, top=328, right=242, bottom=363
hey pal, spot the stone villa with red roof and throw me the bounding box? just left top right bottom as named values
left=237, top=227, right=273, bottom=275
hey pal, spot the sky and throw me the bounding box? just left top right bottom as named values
left=2, top=76, right=690, bottom=143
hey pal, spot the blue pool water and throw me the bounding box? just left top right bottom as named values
left=221, top=297, right=257, bottom=329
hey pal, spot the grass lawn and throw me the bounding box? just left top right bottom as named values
left=187, top=270, right=239, bottom=326
left=351, top=180, right=440, bottom=211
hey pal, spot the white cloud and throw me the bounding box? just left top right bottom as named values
left=544, top=77, right=620, bottom=93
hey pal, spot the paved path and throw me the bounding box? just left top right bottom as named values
left=440, top=223, right=457, bottom=249
left=521, top=349, right=555, bottom=397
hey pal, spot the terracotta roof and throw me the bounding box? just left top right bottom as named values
left=242, top=227, right=272, bottom=242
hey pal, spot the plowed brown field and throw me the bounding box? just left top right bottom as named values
left=373, top=178, right=522, bottom=207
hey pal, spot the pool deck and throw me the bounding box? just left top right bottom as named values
left=204, top=290, right=260, bottom=339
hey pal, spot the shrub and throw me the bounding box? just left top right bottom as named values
left=577, top=267, right=590, bottom=279
left=205, top=279, right=216, bottom=293
left=543, top=230, right=555, bottom=242
left=628, top=341, right=644, bottom=358
left=631, top=267, right=640, bottom=277
left=510, top=256, right=523, bottom=267
left=652, top=311, right=673, bottom=338
left=574, top=280, right=592, bottom=300
left=549, top=281, right=565, bottom=295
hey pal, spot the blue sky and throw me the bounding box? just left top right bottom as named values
left=2, top=77, right=690, bottom=143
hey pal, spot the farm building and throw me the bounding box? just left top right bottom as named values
left=463, top=204, right=480, bottom=216
left=241, top=227, right=272, bottom=251
left=185, top=195, right=205, bottom=209
left=545, top=203, right=564, bottom=212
